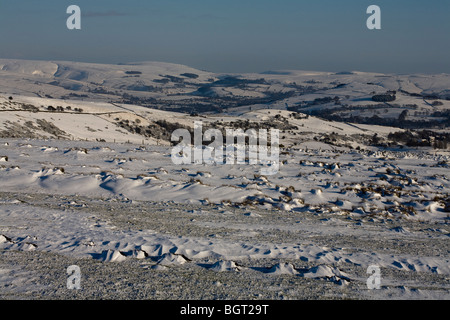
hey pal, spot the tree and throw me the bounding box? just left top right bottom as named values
left=398, top=110, right=408, bottom=122
left=372, top=94, right=396, bottom=102
left=371, top=133, right=380, bottom=145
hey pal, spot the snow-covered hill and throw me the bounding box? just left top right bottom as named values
left=1, top=59, right=449, bottom=300
left=1, top=58, right=449, bottom=124
left=0, top=93, right=410, bottom=150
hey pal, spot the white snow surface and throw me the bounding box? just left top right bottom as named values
left=0, top=60, right=449, bottom=299
left=0, top=136, right=449, bottom=299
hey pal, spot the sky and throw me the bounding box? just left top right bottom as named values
left=0, top=0, right=449, bottom=74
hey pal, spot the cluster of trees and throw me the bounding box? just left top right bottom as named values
left=66, top=93, right=88, bottom=98
left=388, top=130, right=450, bottom=149
left=307, top=105, right=450, bottom=129
left=115, top=118, right=192, bottom=142
left=372, top=92, right=396, bottom=102
left=180, top=73, right=199, bottom=79
left=120, top=93, right=156, bottom=106
left=115, top=115, right=297, bottom=145
left=47, top=106, right=83, bottom=112
left=309, top=96, right=340, bottom=106
left=154, top=74, right=186, bottom=84
left=149, top=89, right=296, bottom=114
left=125, top=71, right=142, bottom=75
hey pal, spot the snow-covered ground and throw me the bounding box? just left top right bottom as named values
left=0, top=137, right=449, bottom=299
left=0, top=60, right=449, bottom=300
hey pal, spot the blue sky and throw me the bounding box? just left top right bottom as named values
left=0, top=0, right=449, bottom=74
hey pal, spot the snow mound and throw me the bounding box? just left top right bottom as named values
left=18, top=242, right=37, bottom=251
left=156, top=253, right=190, bottom=266
left=133, top=249, right=148, bottom=259
left=140, top=244, right=176, bottom=257
left=266, top=262, right=299, bottom=275
left=209, top=260, right=243, bottom=272
left=302, top=265, right=352, bottom=285
left=390, top=226, right=410, bottom=234
left=0, top=234, right=13, bottom=244
left=99, top=249, right=127, bottom=262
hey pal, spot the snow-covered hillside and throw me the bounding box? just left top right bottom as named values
left=0, top=59, right=449, bottom=300
left=0, top=93, right=413, bottom=148
left=1, top=58, right=449, bottom=125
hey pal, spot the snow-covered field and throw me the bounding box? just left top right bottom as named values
left=0, top=59, right=449, bottom=300
left=0, top=137, right=449, bottom=300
